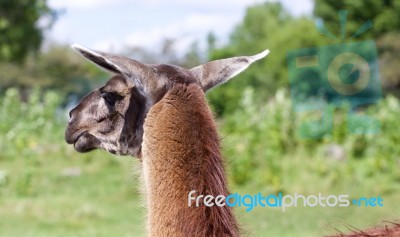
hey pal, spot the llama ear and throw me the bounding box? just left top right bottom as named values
left=71, top=44, right=151, bottom=92
left=190, top=49, right=269, bottom=91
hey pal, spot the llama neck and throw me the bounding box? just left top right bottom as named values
left=141, top=84, right=239, bottom=237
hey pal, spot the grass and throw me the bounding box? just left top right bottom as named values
left=235, top=153, right=400, bottom=236
left=1, top=141, right=399, bottom=237
left=0, top=145, right=146, bottom=237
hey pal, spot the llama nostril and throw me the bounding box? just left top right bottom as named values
left=68, top=108, right=77, bottom=123
left=68, top=111, right=74, bottom=123
left=69, top=109, right=74, bottom=118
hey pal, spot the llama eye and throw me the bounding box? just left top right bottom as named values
left=101, top=92, right=119, bottom=106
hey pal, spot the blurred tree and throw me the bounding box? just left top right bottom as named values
left=125, top=46, right=157, bottom=64
left=126, top=38, right=203, bottom=68
left=377, top=33, right=400, bottom=96
left=0, top=0, right=56, bottom=62
left=0, top=45, right=106, bottom=101
left=159, top=38, right=180, bottom=65
left=208, top=2, right=326, bottom=116
left=314, top=0, right=400, bottom=94
left=206, top=32, right=217, bottom=53
left=314, top=0, right=400, bottom=39
left=181, top=41, right=202, bottom=69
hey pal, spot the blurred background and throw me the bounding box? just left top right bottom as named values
left=0, top=0, right=399, bottom=236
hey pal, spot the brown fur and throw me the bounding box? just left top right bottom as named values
left=327, top=222, right=400, bottom=237
left=142, top=83, right=239, bottom=237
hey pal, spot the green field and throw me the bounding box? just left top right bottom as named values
left=1, top=145, right=399, bottom=237
left=1, top=149, right=399, bottom=237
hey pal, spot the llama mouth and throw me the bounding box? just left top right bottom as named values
left=65, top=129, right=85, bottom=145
left=73, top=131, right=100, bottom=152
left=73, top=131, right=85, bottom=143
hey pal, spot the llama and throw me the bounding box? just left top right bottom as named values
left=65, top=44, right=269, bottom=236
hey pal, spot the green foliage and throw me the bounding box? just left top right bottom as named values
left=376, top=32, right=400, bottom=94
left=313, top=0, right=400, bottom=93
left=222, top=88, right=400, bottom=192
left=222, top=88, right=295, bottom=186
left=0, top=87, right=62, bottom=158
left=208, top=2, right=327, bottom=115
left=0, top=0, right=56, bottom=62
left=208, top=1, right=400, bottom=115
left=314, top=0, right=400, bottom=39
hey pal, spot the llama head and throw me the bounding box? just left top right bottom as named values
left=65, top=44, right=269, bottom=157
